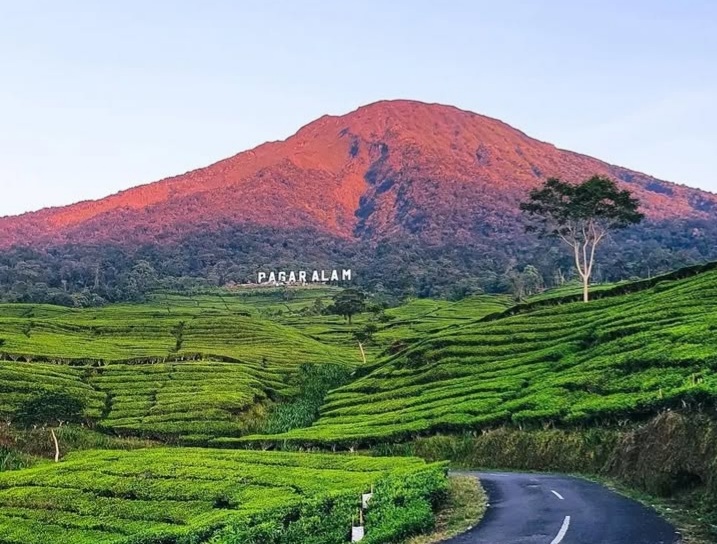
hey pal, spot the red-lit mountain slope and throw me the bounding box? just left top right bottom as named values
left=1, top=99, right=716, bottom=249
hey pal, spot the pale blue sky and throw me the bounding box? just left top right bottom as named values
left=1, top=1, right=715, bottom=217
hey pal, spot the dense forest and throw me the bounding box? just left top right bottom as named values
left=1, top=217, right=716, bottom=306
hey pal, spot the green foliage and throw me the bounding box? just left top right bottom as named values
left=0, top=449, right=34, bottom=472
left=354, top=323, right=379, bottom=344
left=258, top=364, right=352, bottom=435
left=16, top=390, right=85, bottom=428
left=520, top=176, right=644, bottom=237
left=0, top=291, right=362, bottom=440
left=521, top=175, right=644, bottom=301
left=0, top=448, right=445, bottom=544
left=0, top=423, right=152, bottom=464
left=329, top=289, right=366, bottom=324
left=246, top=268, right=717, bottom=447
left=0, top=294, right=356, bottom=369
left=363, top=467, right=448, bottom=544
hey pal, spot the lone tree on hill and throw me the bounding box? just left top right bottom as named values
left=16, top=390, right=85, bottom=462
left=520, top=175, right=643, bottom=302
left=330, top=289, right=366, bottom=324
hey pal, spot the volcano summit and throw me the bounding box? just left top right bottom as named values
left=1, top=100, right=716, bottom=298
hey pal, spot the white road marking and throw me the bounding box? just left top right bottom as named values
left=551, top=490, right=564, bottom=500
left=550, top=515, right=571, bottom=544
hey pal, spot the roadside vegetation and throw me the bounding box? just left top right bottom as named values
left=401, top=474, right=487, bottom=544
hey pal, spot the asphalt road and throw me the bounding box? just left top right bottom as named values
left=445, top=472, right=681, bottom=544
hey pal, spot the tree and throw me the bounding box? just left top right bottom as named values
left=330, top=289, right=366, bottom=324
left=520, top=175, right=643, bottom=302
left=353, top=323, right=378, bottom=344
left=16, top=390, right=86, bottom=462
left=126, top=260, right=158, bottom=301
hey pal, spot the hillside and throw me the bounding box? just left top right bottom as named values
left=246, top=266, right=717, bottom=447
left=0, top=289, right=513, bottom=442
left=2, top=276, right=716, bottom=540
left=0, top=292, right=360, bottom=442
left=2, top=100, right=717, bottom=301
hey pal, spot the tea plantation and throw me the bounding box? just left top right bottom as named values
left=4, top=273, right=717, bottom=541
left=246, top=267, right=717, bottom=447
left=0, top=293, right=356, bottom=368
left=0, top=289, right=510, bottom=444
left=0, top=448, right=447, bottom=544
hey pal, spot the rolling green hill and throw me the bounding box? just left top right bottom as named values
left=0, top=289, right=509, bottom=443
left=0, top=291, right=360, bottom=442
left=245, top=267, right=717, bottom=447
left=2, top=275, right=717, bottom=541
left=0, top=293, right=356, bottom=368
left=0, top=360, right=283, bottom=441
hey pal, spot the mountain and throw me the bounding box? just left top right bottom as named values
left=2, top=99, right=717, bottom=301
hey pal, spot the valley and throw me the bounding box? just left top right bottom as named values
left=1, top=266, right=716, bottom=542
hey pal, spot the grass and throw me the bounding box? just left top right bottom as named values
left=0, top=360, right=277, bottom=442
left=0, top=289, right=510, bottom=442
left=0, top=292, right=357, bottom=369
left=5, top=275, right=717, bottom=541
left=401, top=474, right=487, bottom=544
left=244, top=267, right=717, bottom=447
left=0, top=448, right=447, bottom=544
left=0, top=289, right=365, bottom=442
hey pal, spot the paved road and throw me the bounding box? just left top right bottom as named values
left=445, top=472, right=681, bottom=544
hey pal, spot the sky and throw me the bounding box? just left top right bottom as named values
left=0, top=0, right=715, bottom=217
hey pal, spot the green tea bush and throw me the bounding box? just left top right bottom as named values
left=247, top=268, right=717, bottom=447
left=0, top=447, right=446, bottom=544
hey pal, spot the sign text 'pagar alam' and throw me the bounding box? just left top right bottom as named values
left=257, top=269, right=352, bottom=285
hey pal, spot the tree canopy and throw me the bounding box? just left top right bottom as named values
left=16, top=390, right=86, bottom=429
left=330, top=289, right=366, bottom=324
left=520, top=175, right=644, bottom=301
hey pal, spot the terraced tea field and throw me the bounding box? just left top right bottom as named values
left=0, top=292, right=355, bottom=368
left=0, top=289, right=507, bottom=440
left=376, top=294, right=511, bottom=345
left=0, top=447, right=446, bottom=544
left=0, top=360, right=284, bottom=441
left=278, top=294, right=511, bottom=356
left=246, top=268, right=717, bottom=447
left=0, top=290, right=363, bottom=441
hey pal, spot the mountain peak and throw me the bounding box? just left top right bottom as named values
left=0, top=100, right=715, bottom=250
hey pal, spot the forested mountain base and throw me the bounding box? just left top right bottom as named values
left=2, top=218, right=717, bottom=305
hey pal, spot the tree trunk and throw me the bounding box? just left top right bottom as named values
left=583, top=275, right=590, bottom=303
left=50, top=428, right=60, bottom=463
left=358, top=342, right=366, bottom=365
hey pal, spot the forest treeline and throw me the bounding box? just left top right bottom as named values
left=1, top=219, right=716, bottom=306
